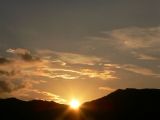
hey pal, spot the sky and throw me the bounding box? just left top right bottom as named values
left=0, top=0, right=160, bottom=104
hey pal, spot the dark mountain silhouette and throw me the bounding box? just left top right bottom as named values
left=81, top=88, right=160, bottom=120
left=1, top=88, right=160, bottom=120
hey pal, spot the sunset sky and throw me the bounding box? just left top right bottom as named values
left=0, top=0, right=160, bottom=104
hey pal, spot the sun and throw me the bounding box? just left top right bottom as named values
left=70, top=99, right=80, bottom=110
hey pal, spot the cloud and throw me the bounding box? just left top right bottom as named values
left=104, top=64, right=121, bottom=69
left=121, top=64, right=159, bottom=76
left=0, top=75, right=66, bottom=103
left=5, top=46, right=159, bottom=102
left=137, top=54, right=159, bottom=61
left=37, top=49, right=102, bottom=65
left=104, top=63, right=159, bottom=77
left=0, top=80, right=13, bottom=93
left=79, top=69, right=117, bottom=80
left=132, top=52, right=159, bottom=61
left=107, top=27, right=160, bottom=63
left=0, top=77, right=28, bottom=93
left=31, top=49, right=117, bottom=80
left=38, top=67, right=117, bottom=80
left=55, top=52, right=101, bottom=65
left=2, top=48, right=112, bottom=82
left=0, top=70, right=15, bottom=76
left=99, top=87, right=115, bottom=92
left=86, top=26, right=160, bottom=79
left=9, top=89, right=66, bottom=103
left=0, top=57, right=11, bottom=64
left=89, top=26, right=160, bottom=62
left=108, top=27, right=160, bottom=49
left=26, top=89, right=66, bottom=103
left=0, top=48, right=117, bottom=102
left=7, top=48, right=40, bottom=62
left=0, top=71, right=66, bottom=103
left=0, top=48, right=44, bottom=96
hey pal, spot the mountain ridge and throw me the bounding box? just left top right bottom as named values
left=0, top=88, right=160, bottom=120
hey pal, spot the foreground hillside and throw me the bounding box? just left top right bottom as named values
left=81, top=88, right=160, bottom=120
left=1, top=88, right=160, bottom=120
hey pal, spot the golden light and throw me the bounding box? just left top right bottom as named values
left=70, top=99, right=80, bottom=110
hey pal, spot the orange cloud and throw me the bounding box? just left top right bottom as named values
left=80, top=69, right=117, bottom=80
left=121, top=64, right=159, bottom=77
left=10, top=89, right=66, bottom=104
left=99, top=87, right=115, bottom=92
left=0, top=48, right=118, bottom=101
left=37, top=49, right=102, bottom=65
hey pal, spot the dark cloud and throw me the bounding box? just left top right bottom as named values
left=0, top=79, right=27, bottom=93
left=19, top=52, right=40, bottom=62
left=0, top=57, right=11, bottom=64
left=0, top=80, right=12, bottom=93
left=0, top=70, right=16, bottom=76
left=7, top=48, right=40, bottom=62
left=0, top=48, right=44, bottom=95
left=0, top=70, right=11, bottom=76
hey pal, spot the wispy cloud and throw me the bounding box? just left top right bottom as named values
left=34, top=67, right=116, bottom=80
left=85, top=26, right=160, bottom=80
left=90, top=26, right=160, bottom=61
left=79, top=69, right=117, bottom=80
left=37, top=49, right=102, bottom=65
left=109, top=27, right=160, bottom=49
left=104, top=63, right=159, bottom=77
left=0, top=48, right=116, bottom=101
left=0, top=48, right=67, bottom=102
left=99, top=86, right=115, bottom=92
left=1, top=41, right=159, bottom=102
left=132, top=52, right=159, bottom=61
left=9, top=89, right=66, bottom=103
left=1, top=48, right=114, bottom=82
left=121, top=64, right=159, bottom=77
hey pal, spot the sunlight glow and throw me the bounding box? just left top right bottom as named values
left=70, top=99, right=80, bottom=110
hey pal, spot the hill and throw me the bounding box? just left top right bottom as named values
left=81, top=88, right=160, bottom=120
left=0, top=88, right=160, bottom=120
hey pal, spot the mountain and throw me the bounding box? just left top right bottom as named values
left=0, top=88, right=160, bottom=120
left=81, top=88, right=160, bottom=120
left=0, top=98, right=68, bottom=120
